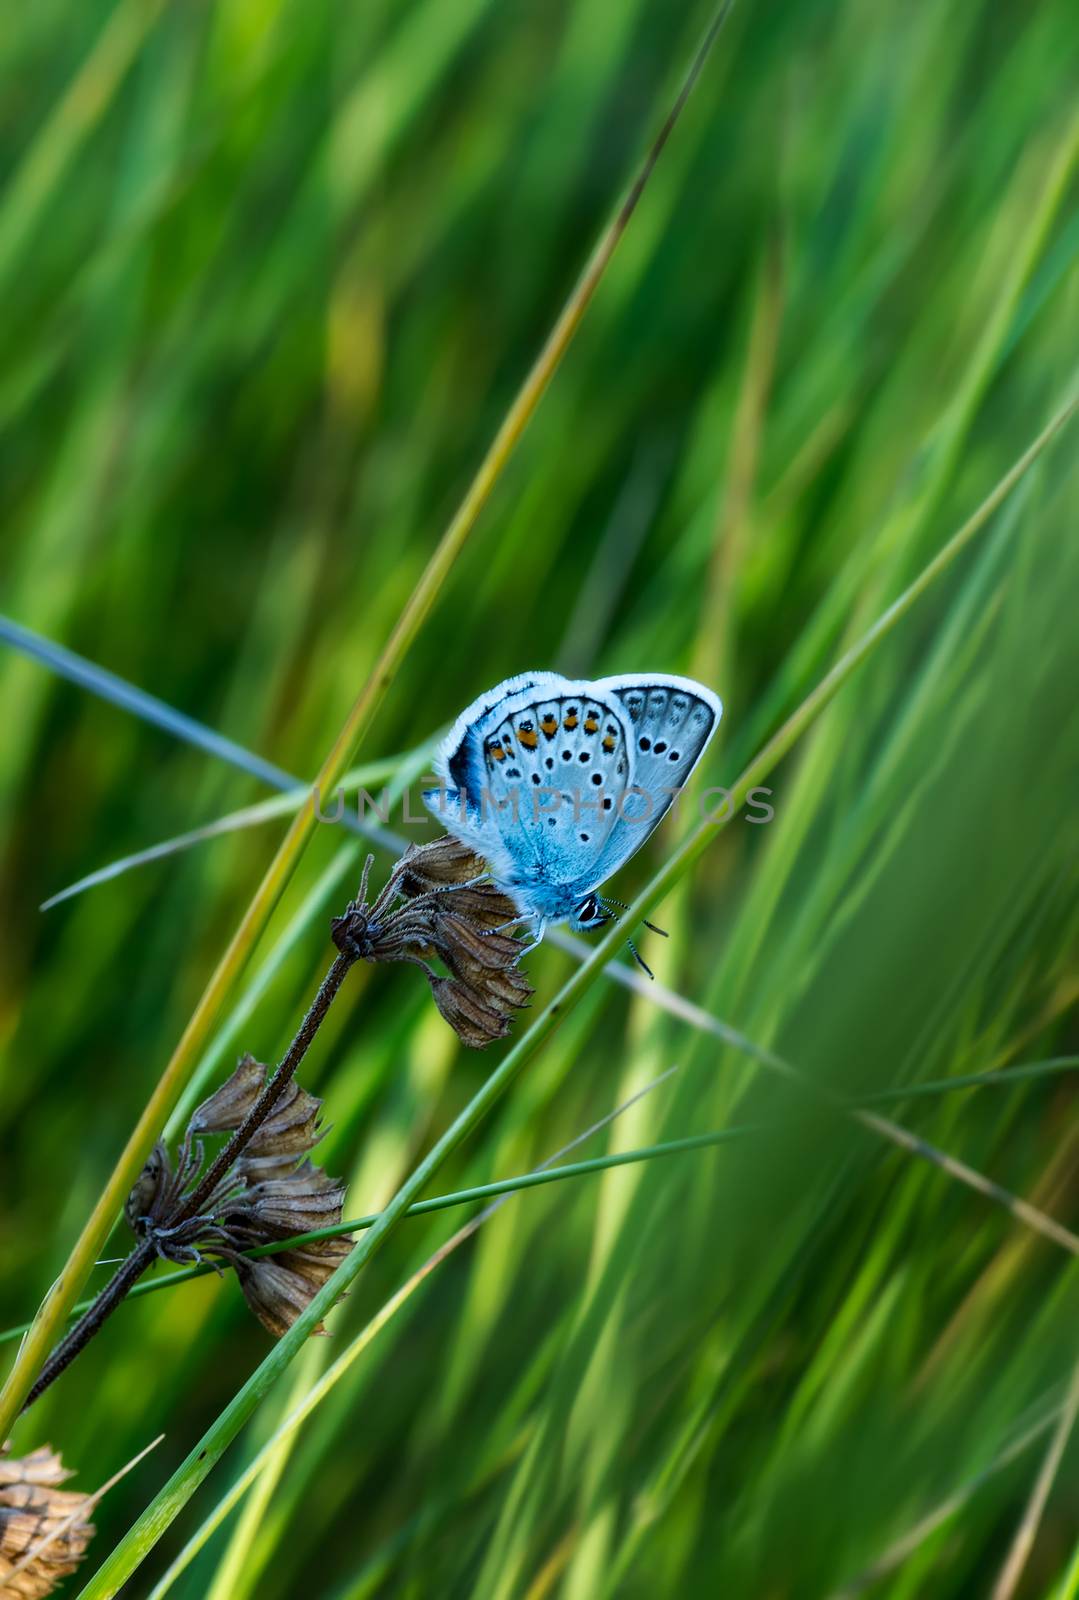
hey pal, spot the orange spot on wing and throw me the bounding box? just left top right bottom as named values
left=540, top=716, right=558, bottom=736
left=518, top=729, right=538, bottom=748
left=563, top=714, right=578, bottom=730
left=489, top=746, right=506, bottom=761
left=602, top=735, right=616, bottom=752
left=584, top=716, right=598, bottom=733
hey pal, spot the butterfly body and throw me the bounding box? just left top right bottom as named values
left=422, top=671, right=722, bottom=940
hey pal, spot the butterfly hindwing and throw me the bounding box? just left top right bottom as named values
left=423, top=675, right=634, bottom=891
left=587, top=674, right=722, bottom=883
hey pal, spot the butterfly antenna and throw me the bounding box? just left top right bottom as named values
left=625, top=938, right=654, bottom=981
left=600, top=896, right=668, bottom=940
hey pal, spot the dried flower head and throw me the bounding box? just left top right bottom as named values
left=125, top=1055, right=351, bottom=1338
left=330, top=839, right=533, bottom=1047
left=229, top=1165, right=353, bottom=1339
left=0, top=1445, right=94, bottom=1599
left=191, top=1056, right=326, bottom=1178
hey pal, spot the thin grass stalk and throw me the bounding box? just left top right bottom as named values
left=200, top=1348, right=320, bottom=1600
left=829, top=1391, right=1070, bottom=1598
left=1059, top=1540, right=1079, bottom=1600
left=0, top=1129, right=749, bottom=1348
left=990, top=1359, right=1079, bottom=1600
left=0, top=0, right=736, bottom=1439
left=74, top=390, right=1077, bottom=1598
left=0, top=613, right=303, bottom=796
left=37, top=751, right=411, bottom=911
left=1, top=1052, right=1074, bottom=1349
left=145, top=1069, right=684, bottom=1597
left=1, top=1435, right=164, bottom=1588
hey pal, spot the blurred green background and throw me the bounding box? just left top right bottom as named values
left=1, top=0, right=1078, bottom=1595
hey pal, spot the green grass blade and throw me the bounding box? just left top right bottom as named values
left=74, top=388, right=1077, bottom=1599
left=0, top=0, right=737, bottom=1440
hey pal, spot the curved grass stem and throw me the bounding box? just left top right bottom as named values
left=20, top=952, right=358, bottom=1413
left=1, top=1055, right=1073, bottom=1354
left=0, top=0, right=736, bottom=1442
left=74, top=387, right=1078, bottom=1599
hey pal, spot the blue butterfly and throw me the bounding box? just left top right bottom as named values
left=422, top=672, right=722, bottom=964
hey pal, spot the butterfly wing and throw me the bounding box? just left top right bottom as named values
left=422, top=674, right=634, bottom=905
left=585, top=673, right=722, bottom=884
left=419, top=672, right=557, bottom=875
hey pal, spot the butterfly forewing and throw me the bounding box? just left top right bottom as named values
left=474, top=687, right=631, bottom=876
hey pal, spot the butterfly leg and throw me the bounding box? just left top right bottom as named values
left=516, top=919, right=547, bottom=958
left=428, top=872, right=493, bottom=896
left=481, top=914, right=531, bottom=935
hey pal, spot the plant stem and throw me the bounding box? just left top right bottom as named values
left=172, top=951, right=356, bottom=1224
left=0, top=0, right=710, bottom=1448
left=19, top=950, right=357, bottom=1415
left=1, top=1053, right=1074, bottom=1353
left=22, top=1242, right=155, bottom=1410
left=77, top=390, right=1078, bottom=1600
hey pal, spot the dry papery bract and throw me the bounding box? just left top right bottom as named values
left=0, top=1444, right=94, bottom=1599
left=121, top=840, right=530, bottom=1340
left=332, top=837, right=534, bottom=1048
left=126, top=1056, right=351, bottom=1339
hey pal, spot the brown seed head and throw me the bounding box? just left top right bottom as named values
left=0, top=1445, right=94, bottom=1599
left=123, top=1057, right=352, bottom=1339
left=330, top=841, right=534, bottom=1047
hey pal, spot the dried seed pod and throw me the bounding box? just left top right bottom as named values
left=180, top=1055, right=329, bottom=1191
left=233, top=1233, right=353, bottom=1340
left=394, top=839, right=522, bottom=932
left=432, top=913, right=522, bottom=976
left=229, top=1162, right=347, bottom=1238
left=249, top=1080, right=325, bottom=1157
left=123, top=1058, right=353, bottom=1339
left=192, top=1056, right=326, bottom=1160
left=475, top=964, right=535, bottom=1010
left=330, top=843, right=534, bottom=1048
left=188, top=1053, right=265, bottom=1134
left=428, top=976, right=513, bottom=1049
left=225, top=1159, right=354, bottom=1337
left=394, top=835, right=486, bottom=891
left=122, top=1141, right=171, bottom=1234
left=0, top=1445, right=94, bottom=1599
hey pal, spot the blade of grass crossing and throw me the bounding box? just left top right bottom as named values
left=146, top=1069, right=687, bottom=1598
left=990, top=1359, right=1079, bottom=1600
left=73, top=392, right=1077, bottom=1597
left=0, top=0, right=739, bottom=1440
left=0, top=1052, right=1074, bottom=1349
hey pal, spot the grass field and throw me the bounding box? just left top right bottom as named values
left=1, top=0, right=1078, bottom=1595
